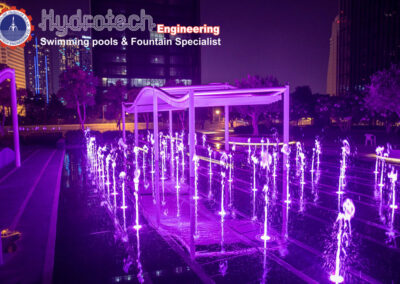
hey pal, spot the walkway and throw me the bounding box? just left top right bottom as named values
left=0, top=147, right=65, bottom=284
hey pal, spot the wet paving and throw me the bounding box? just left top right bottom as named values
left=52, top=138, right=400, bottom=283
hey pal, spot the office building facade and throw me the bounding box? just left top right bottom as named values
left=336, top=0, right=400, bottom=95
left=91, top=0, right=201, bottom=91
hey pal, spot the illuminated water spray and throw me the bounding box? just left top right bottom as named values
left=251, top=154, right=259, bottom=221
left=150, top=134, right=155, bottom=174
left=97, top=147, right=103, bottom=187
left=160, top=144, right=166, bottom=206
left=135, top=227, right=144, bottom=283
left=101, top=147, right=107, bottom=190
left=330, top=198, right=355, bottom=283
left=219, top=154, right=229, bottom=256
left=220, top=153, right=228, bottom=218
left=105, top=154, right=111, bottom=202
left=299, top=152, right=306, bottom=212
left=170, top=134, right=175, bottom=178
left=260, top=184, right=270, bottom=242
left=142, top=145, right=148, bottom=179
left=315, top=139, right=321, bottom=169
left=295, top=142, right=302, bottom=175
left=379, top=150, right=388, bottom=188
left=247, top=138, right=251, bottom=164
left=208, top=146, right=213, bottom=199
left=118, top=137, right=128, bottom=159
left=119, top=171, right=127, bottom=230
left=272, top=149, right=277, bottom=178
left=261, top=138, right=265, bottom=156
left=374, top=146, right=384, bottom=176
left=88, top=137, right=96, bottom=173
left=159, top=132, right=163, bottom=158
left=261, top=151, right=272, bottom=179
left=193, top=154, right=200, bottom=239
left=150, top=135, right=156, bottom=204
left=386, top=167, right=398, bottom=241
left=202, top=134, right=206, bottom=147
left=111, top=160, right=117, bottom=210
left=228, top=151, right=234, bottom=211
left=311, top=147, right=315, bottom=174
left=175, top=132, right=179, bottom=156
left=134, top=146, right=139, bottom=171
left=337, top=140, right=350, bottom=195
left=175, top=154, right=181, bottom=217
left=133, top=169, right=142, bottom=230
left=282, top=143, right=291, bottom=204
left=388, top=168, right=398, bottom=210
left=180, top=142, right=185, bottom=182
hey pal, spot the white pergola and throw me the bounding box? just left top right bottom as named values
left=122, top=83, right=290, bottom=179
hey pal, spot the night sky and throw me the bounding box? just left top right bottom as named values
left=201, top=0, right=338, bottom=93
left=14, top=0, right=338, bottom=94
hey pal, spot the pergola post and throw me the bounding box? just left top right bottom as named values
left=169, top=110, right=174, bottom=177
left=134, top=105, right=138, bottom=145
left=188, top=91, right=196, bottom=259
left=122, top=104, right=126, bottom=143
left=153, top=90, right=161, bottom=226
left=283, top=85, right=290, bottom=143
left=224, top=105, right=229, bottom=152
left=282, top=85, right=290, bottom=205
left=189, top=90, right=195, bottom=178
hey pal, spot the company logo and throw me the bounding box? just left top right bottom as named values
left=0, top=6, right=33, bottom=48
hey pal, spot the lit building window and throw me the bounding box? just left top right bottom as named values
left=131, top=78, right=166, bottom=87
left=175, top=79, right=192, bottom=86
left=105, top=53, right=126, bottom=63
left=103, top=78, right=128, bottom=87
left=150, top=55, right=165, bottom=64
left=150, top=31, right=165, bottom=41
left=170, top=67, right=177, bottom=76
left=109, top=65, right=127, bottom=75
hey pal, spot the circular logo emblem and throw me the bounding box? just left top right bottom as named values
left=0, top=7, right=33, bottom=48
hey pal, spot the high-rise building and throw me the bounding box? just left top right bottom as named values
left=91, top=0, right=201, bottom=91
left=336, top=0, right=400, bottom=95
left=0, top=46, right=26, bottom=89
left=25, top=37, right=52, bottom=98
left=25, top=35, right=93, bottom=99
left=0, top=3, right=26, bottom=90
left=326, top=15, right=339, bottom=96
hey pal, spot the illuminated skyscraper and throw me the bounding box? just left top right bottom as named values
left=25, top=37, right=52, bottom=99
left=25, top=35, right=93, bottom=99
left=337, top=0, right=400, bottom=95
left=326, top=15, right=339, bottom=96
left=0, top=46, right=26, bottom=89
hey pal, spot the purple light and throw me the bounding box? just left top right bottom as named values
left=330, top=198, right=355, bottom=283
left=133, top=169, right=142, bottom=231
left=260, top=185, right=271, bottom=242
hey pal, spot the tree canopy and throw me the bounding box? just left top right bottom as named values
left=57, top=67, right=98, bottom=130
left=364, top=64, right=400, bottom=130
left=234, top=74, right=281, bottom=136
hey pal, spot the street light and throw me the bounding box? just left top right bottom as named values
left=215, top=109, right=221, bottom=122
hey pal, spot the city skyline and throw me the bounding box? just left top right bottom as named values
left=10, top=0, right=400, bottom=97
left=15, top=0, right=337, bottom=94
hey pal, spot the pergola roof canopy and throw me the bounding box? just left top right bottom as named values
left=124, top=83, right=287, bottom=113
left=122, top=82, right=290, bottom=180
